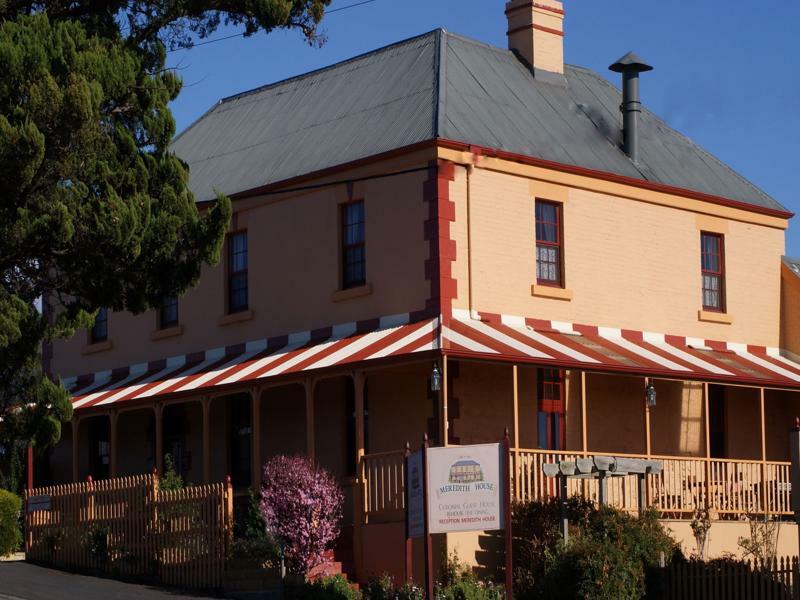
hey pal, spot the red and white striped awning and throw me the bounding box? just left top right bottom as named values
left=442, top=310, right=800, bottom=389
left=64, top=309, right=800, bottom=412
left=65, top=315, right=439, bottom=411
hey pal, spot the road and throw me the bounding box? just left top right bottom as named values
left=0, top=561, right=219, bottom=600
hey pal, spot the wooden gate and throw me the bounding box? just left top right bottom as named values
left=24, top=474, right=233, bottom=589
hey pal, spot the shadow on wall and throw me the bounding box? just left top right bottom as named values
left=472, top=530, right=505, bottom=582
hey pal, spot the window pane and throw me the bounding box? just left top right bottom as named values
left=91, top=307, right=108, bottom=343
left=341, top=202, right=366, bottom=289
left=160, top=298, right=178, bottom=328
left=229, top=232, right=247, bottom=272
left=538, top=412, right=548, bottom=449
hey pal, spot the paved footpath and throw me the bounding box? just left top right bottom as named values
left=0, top=561, right=220, bottom=600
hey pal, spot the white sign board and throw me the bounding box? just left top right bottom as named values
left=27, top=495, right=51, bottom=513
left=407, top=450, right=425, bottom=538
left=425, top=443, right=505, bottom=534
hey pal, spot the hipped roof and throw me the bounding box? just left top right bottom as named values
left=171, top=29, right=787, bottom=214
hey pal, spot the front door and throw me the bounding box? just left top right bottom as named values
left=537, top=368, right=566, bottom=451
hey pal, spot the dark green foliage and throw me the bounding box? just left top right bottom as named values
left=362, top=573, right=395, bottom=600
left=296, top=574, right=360, bottom=600
left=512, top=495, right=595, bottom=593
left=396, top=581, right=425, bottom=600
left=0, top=0, right=329, bottom=457
left=232, top=489, right=279, bottom=563
left=0, top=441, right=24, bottom=495
left=84, top=523, right=110, bottom=560
left=159, top=453, right=183, bottom=491
left=436, top=551, right=505, bottom=600
left=514, top=499, right=677, bottom=600
left=0, top=489, right=22, bottom=556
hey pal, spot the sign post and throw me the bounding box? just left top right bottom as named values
left=404, top=442, right=414, bottom=582
left=503, top=429, right=513, bottom=599
left=404, top=432, right=513, bottom=599
left=421, top=434, right=433, bottom=600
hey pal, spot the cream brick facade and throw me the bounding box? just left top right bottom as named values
left=449, top=162, right=786, bottom=346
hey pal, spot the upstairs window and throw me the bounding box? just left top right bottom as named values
left=159, top=297, right=179, bottom=329
left=341, top=201, right=366, bottom=289
left=535, top=200, right=563, bottom=287
left=228, top=231, right=248, bottom=313
left=701, top=232, right=725, bottom=311
left=91, top=307, right=108, bottom=344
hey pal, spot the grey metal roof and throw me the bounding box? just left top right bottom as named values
left=172, top=29, right=787, bottom=213
left=782, top=256, right=800, bottom=278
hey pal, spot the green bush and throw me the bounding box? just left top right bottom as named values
left=397, top=581, right=425, bottom=600
left=362, top=573, right=395, bottom=600
left=297, top=574, right=360, bottom=600
left=84, top=523, right=109, bottom=561
left=232, top=489, right=280, bottom=564
left=514, top=500, right=677, bottom=600
left=0, top=489, right=22, bottom=557
left=436, top=551, right=504, bottom=600
left=512, top=495, right=594, bottom=593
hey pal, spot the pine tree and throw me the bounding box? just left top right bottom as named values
left=0, top=1, right=329, bottom=453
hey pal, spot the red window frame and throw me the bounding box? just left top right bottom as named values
left=535, top=200, right=564, bottom=287
left=700, top=232, right=725, bottom=312
left=537, top=368, right=566, bottom=451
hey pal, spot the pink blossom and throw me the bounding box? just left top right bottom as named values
left=259, top=455, right=344, bottom=576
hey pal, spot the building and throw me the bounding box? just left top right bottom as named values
left=42, top=0, right=800, bottom=582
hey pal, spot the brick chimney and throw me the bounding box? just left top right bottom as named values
left=505, top=0, right=565, bottom=75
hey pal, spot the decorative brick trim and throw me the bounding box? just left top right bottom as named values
left=422, top=159, right=458, bottom=325
left=507, top=23, right=564, bottom=37
left=505, top=2, right=565, bottom=16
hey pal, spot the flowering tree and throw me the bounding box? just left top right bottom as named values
left=259, top=455, right=343, bottom=575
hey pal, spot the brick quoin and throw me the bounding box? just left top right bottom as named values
left=422, top=159, right=457, bottom=326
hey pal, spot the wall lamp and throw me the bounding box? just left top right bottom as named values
left=431, top=362, right=442, bottom=393
left=645, top=382, right=657, bottom=408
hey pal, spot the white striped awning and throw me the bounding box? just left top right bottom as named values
left=65, top=316, right=439, bottom=411
left=443, top=310, right=800, bottom=389
left=64, top=309, right=800, bottom=412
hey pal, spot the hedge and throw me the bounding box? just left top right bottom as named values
left=0, top=489, right=22, bottom=557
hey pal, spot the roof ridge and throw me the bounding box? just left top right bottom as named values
left=434, top=28, right=447, bottom=138
left=217, top=28, right=442, bottom=105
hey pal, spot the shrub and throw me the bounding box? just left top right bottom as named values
left=362, top=573, right=396, bottom=600
left=534, top=507, right=675, bottom=600
left=297, top=574, right=360, bottom=600
left=84, top=523, right=109, bottom=561
left=0, top=489, right=22, bottom=556
left=259, top=455, right=343, bottom=576
left=514, top=500, right=677, bottom=600
left=512, top=495, right=594, bottom=593
left=397, top=581, right=425, bottom=600
left=232, top=489, right=280, bottom=564
left=160, top=453, right=184, bottom=491
left=436, top=551, right=504, bottom=600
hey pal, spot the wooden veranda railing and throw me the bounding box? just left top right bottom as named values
left=361, top=448, right=792, bottom=522
left=25, top=473, right=234, bottom=590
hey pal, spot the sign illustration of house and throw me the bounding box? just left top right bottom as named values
left=449, top=459, right=484, bottom=484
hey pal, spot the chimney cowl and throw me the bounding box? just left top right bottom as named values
left=609, top=51, right=653, bottom=74
left=609, top=51, right=653, bottom=165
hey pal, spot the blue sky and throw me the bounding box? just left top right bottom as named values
left=168, top=0, right=800, bottom=254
